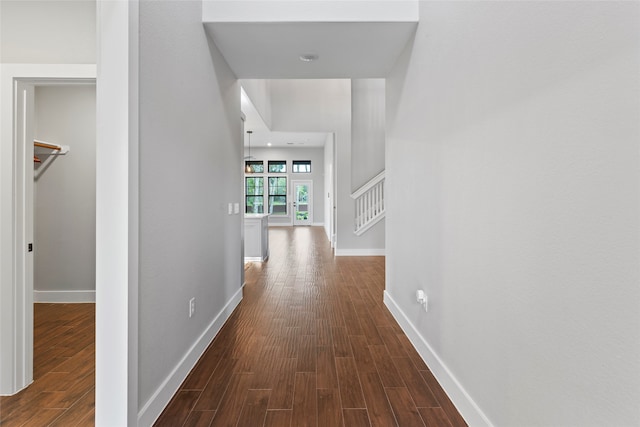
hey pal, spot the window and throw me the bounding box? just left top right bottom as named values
left=268, top=160, right=287, bottom=173
left=245, top=161, right=264, bottom=174
left=268, top=177, right=287, bottom=215
left=292, top=160, right=311, bottom=173
left=245, top=177, right=264, bottom=213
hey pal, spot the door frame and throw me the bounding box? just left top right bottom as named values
left=292, top=179, right=313, bottom=226
left=0, top=64, right=96, bottom=395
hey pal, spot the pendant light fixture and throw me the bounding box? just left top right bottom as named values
left=244, top=130, right=253, bottom=173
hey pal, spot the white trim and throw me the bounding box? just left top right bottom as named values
left=383, top=291, right=494, bottom=427
left=312, top=222, right=324, bottom=227
left=0, top=64, right=96, bottom=395
left=137, top=285, right=243, bottom=426
left=34, top=290, right=96, bottom=303
left=334, top=248, right=385, bottom=256
left=244, top=256, right=268, bottom=262
left=268, top=221, right=293, bottom=227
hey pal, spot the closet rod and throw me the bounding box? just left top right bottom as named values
left=34, top=140, right=62, bottom=151
left=34, top=139, right=70, bottom=155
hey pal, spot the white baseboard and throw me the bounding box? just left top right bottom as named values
left=383, top=291, right=493, bottom=427
left=33, top=290, right=96, bottom=303
left=312, top=222, right=324, bottom=227
left=334, top=248, right=385, bottom=256
left=138, top=285, right=244, bottom=426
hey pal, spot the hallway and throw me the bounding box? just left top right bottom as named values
left=155, top=227, right=466, bottom=427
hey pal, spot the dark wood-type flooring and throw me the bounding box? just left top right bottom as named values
left=0, top=303, right=95, bottom=426
left=0, top=227, right=466, bottom=427
left=155, top=226, right=466, bottom=427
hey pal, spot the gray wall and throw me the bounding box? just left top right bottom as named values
left=270, top=79, right=382, bottom=254
left=34, top=85, right=96, bottom=296
left=351, top=79, right=385, bottom=189
left=138, top=0, right=242, bottom=412
left=248, top=147, right=325, bottom=226
left=350, top=78, right=385, bottom=251
left=386, top=1, right=640, bottom=426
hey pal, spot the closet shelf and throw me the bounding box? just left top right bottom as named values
left=34, top=139, right=70, bottom=155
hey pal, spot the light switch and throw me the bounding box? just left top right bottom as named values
left=234, top=203, right=240, bottom=214
left=228, top=203, right=233, bottom=215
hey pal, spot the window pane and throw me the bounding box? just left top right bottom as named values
left=268, top=177, right=287, bottom=195
left=292, top=160, right=311, bottom=173
left=268, top=160, right=286, bottom=173
left=246, top=196, right=264, bottom=213
left=245, top=161, right=264, bottom=173
left=268, top=196, right=287, bottom=215
left=268, top=176, right=287, bottom=215
left=245, top=177, right=264, bottom=195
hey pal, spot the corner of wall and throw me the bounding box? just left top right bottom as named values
left=383, top=290, right=494, bottom=427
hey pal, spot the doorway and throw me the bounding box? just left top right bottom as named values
left=292, top=180, right=313, bottom=226
left=1, top=68, right=96, bottom=396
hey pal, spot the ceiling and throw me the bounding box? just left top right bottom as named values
left=221, top=20, right=418, bottom=148
left=204, top=22, right=417, bottom=79
left=242, top=87, right=328, bottom=148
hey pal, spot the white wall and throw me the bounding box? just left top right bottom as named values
left=239, top=79, right=272, bottom=129
left=137, top=1, right=242, bottom=423
left=247, top=147, right=324, bottom=225
left=385, top=2, right=640, bottom=426
left=203, top=0, right=417, bottom=23
left=324, top=133, right=334, bottom=242
left=0, top=0, right=95, bottom=64
left=34, top=85, right=96, bottom=300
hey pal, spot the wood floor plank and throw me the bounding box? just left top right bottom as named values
left=316, top=345, right=338, bottom=389
left=393, top=358, right=439, bottom=408
left=291, top=372, right=317, bottom=427
left=349, top=335, right=377, bottom=374
left=343, top=409, right=372, bottom=427
left=48, top=387, right=94, bottom=427
left=369, top=345, right=404, bottom=388
left=154, top=390, right=201, bottom=427
left=317, top=388, right=343, bottom=427
left=183, top=410, right=216, bottom=427
left=418, top=407, right=454, bottom=427
left=297, top=334, right=317, bottom=372
left=209, top=372, right=254, bottom=427
left=419, top=371, right=468, bottom=427
left=264, top=409, right=292, bottom=427
left=385, top=387, right=427, bottom=427
left=267, top=357, right=297, bottom=410
left=236, top=389, right=270, bottom=427
left=193, top=358, right=237, bottom=411
left=359, top=371, right=398, bottom=427
left=335, top=357, right=366, bottom=409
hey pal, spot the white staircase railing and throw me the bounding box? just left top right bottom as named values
left=351, top=170, right=385, bottom=236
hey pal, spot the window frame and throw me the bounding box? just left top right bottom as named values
left=267, top=160, right=287, bottom=173
left=292, top=160, right=311, bottom=173
left=245, top=176, right=264, bottom=213
left=267, top=176, right=287, bottom=215
left=245, top=160, right=264, bottom=174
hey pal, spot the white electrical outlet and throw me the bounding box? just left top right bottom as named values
left=416, top=290, right=428, bottom=312
left=189, top=297, right=196, bottom=318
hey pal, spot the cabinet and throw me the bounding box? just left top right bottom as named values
left=244, top=214, right=269, bottom=262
